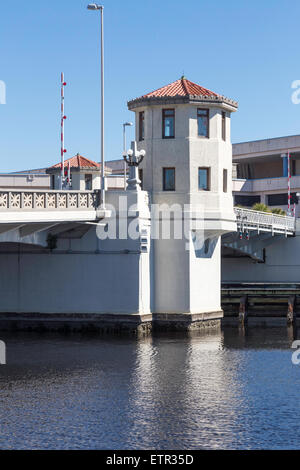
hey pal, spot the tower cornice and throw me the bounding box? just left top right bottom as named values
left=128, top=94, right=238, bottom=111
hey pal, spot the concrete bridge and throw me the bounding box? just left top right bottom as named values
left=0, top=189, right=105, bottom=248
left=0, top=190, right=295, bottom=254
left=1, top=76, right=295, bottom=333
left=222, top=207, right=296, bottom=262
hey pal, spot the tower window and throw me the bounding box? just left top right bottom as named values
left=198, top=167, right=210, bottom=191
left=85, top=174, right=92, bottom=190
left=222, top=111, right=226, bottom=141
left=197, top=109, right=209, bottom=138
left=163, top=168, right=175, bottom=191
left=139, top=111, right=145, bottom=141
left=223, top=169, right=228, bottom=192
left=162, top=109, right=175, bottom=139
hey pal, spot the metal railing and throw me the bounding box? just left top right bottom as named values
left=234, top=207, right=295, bottom=235
left=0, top=190, right=100, bottom=211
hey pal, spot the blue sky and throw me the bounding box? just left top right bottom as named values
left=1, top=0, right=300, bottom=172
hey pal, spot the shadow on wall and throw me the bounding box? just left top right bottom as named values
left=192, top=232, right=218, bottom=259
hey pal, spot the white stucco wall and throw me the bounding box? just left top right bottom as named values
left=0, top=174, right=50, bottom=189
left=0, top=250, right=144, bottom=314
left=130, top=100, right=236, bottom=315
left=0, top=191, right=151, bottom=316
left=190, top=239, right=221, bottom=313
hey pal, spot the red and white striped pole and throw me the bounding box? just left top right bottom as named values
left=61, top=73, right=67, bottom=190
left=287, top=151, right=291, bottom=216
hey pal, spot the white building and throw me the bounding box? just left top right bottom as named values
left=232, top=134, right=300, bottom=216
left=222, top=134, right=300, bottom=286
left=0, top=173, right=50, bottom=190
left=46, top=153, right=112, bottom=190
left=0, top=156, right=124, bottom=192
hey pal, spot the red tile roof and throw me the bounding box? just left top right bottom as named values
left=128, top=77, right=238, bottom=110
left=141, top=77, right=219, bottom=99
left=50, top=154, right=100, bottom=170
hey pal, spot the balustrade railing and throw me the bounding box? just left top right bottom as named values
left=0, top=190, right=100, bottom=211
left=0, top=193, right=295, bottom=232
left=234, top=207, right=295, bottom=233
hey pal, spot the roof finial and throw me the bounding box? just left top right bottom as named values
left=181, top=71, right=186, bottom=80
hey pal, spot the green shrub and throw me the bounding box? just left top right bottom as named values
left=252, top=203, right=271, bottom=212
left=271, top=207, right=286, bottom=215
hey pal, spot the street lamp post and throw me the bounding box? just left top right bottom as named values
left=87, top=3, right=105, bottom=208
left=123, top=122, right=133, bottom=189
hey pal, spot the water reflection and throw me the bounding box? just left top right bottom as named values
left=128, top=330, right=250, bottom=449
left=0, top=328, right=299, bottom=449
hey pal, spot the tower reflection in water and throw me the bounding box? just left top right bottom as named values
left=128, top=330, right=249, bottom=450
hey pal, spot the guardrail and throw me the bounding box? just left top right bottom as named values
left=0, top=190, right=100, bottom=211
left=234, top=207, right=295, bottom=235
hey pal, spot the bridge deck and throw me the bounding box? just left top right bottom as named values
left=0, top=191, right=295, bottom=236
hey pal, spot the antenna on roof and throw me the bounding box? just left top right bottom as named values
left=60, top=73, right=67, bottom=190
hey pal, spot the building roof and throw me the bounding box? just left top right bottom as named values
left=128, top=76, right=238, bottom=110
left=141, top=77, right=218, bottom=99
left=50, top=154, right=100, bottom=170
left=46, top=153, right=112, bottom=174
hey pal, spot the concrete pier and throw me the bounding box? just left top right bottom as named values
left=0, top=312, right=153, bottom=336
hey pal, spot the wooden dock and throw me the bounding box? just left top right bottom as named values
left=221, top=283, right=300, bottom=326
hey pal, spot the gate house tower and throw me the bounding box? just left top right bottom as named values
left=128, top=77, right=238, bottom=328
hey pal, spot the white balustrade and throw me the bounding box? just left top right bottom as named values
left=234, top=207, right=295, bottom=234
left=0, top=190, right=100, bottom=211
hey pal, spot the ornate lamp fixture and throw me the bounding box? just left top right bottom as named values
left=123, top=141, right=145, bottom=190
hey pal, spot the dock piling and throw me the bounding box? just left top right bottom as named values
left=239, top=295, right=248, bottom=327
left=287, top=295, right=296, bottom=326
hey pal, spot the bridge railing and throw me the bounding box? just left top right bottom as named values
left=234, top=207, right=295, bottom=234
left=0, top=190, right=100, bottom=211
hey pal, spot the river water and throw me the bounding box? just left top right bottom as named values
left=0, top=327, right=299, bottom=450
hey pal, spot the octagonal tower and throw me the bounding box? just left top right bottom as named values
left=128, top=77, right=238, bottom=327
